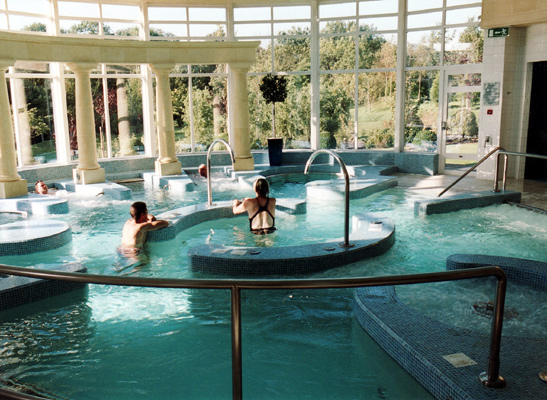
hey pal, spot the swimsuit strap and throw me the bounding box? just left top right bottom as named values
left=249, top=197, right=276, bottom=232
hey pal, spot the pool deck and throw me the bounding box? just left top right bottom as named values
left=353, top=255, right=547, bottom=400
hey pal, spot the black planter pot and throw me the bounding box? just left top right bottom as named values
left=267, top=138, right=283, bottom=166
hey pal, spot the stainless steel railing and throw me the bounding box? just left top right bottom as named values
left=438, top=146, right=503, bottom=197
left=494, top=150, right=547, bottom=192
left=304, top=150, right=353, bottom=248
left=0, top=264, right=508, bottom=399
left=206, top=138, right=236, bottom=206
left=439, top=147, right=547, bottom=197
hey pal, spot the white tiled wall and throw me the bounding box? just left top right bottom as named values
left=478, top=23, right=547, bottom=180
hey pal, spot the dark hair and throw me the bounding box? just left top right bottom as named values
left=130, top=201, right=147, bottom=220
left=254, top=178, right=269, bottom=197
left=34, top=180, right=44, bottom=190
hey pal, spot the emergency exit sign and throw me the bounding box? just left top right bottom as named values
left=488, top=27, right=509, bottom=37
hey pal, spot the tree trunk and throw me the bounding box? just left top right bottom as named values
left=14, top=78, right=35, bottom=165
left=272, top=102, right=276, bottom=138
left=117, top=78, right=132, bottom=156
left=213, top=93, right=221, bottom=138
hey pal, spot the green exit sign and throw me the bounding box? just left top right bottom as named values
left=488, top=27, right=509, bottom=38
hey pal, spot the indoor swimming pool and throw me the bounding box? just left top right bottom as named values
left=0, top=175, right=545, bottom=399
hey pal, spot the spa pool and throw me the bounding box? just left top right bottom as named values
left=0, top=177, right=545, bottom=399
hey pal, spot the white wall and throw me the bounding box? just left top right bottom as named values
left=478, top=23, right=547, bottom=180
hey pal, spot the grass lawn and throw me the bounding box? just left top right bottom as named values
left=445, top=141, right=478, bottom=165
left=351, top=101, right=393, bottom=134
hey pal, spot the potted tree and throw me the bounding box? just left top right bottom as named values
left=259, top=74, right=288, bottom=166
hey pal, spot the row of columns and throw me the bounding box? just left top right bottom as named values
left=0, top=61, right=255, bottom=198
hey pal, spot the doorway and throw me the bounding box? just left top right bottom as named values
left=525, top=61, right=547, bottom=181
left=439, top=72, right=482, bottom=173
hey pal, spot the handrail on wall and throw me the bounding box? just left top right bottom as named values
left=0, top=264, right=508, bottom=400
left=494, top=150, right=547, bottom=192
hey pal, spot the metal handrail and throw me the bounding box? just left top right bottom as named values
left=0, top=264, right=507, bottom=399
left=304, top=150, right=353, bottom=248
left=438, top=146, right=504, bottom=197
left=494, top=150, right=547, bottom=192
left=206, top=138, right=236, bottom=206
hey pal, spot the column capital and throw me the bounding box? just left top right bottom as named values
left=66, top=62, right=98, bottom=74
left=149, top=64, right=175, bottom=75
left=228, top=62, right=253, bottom=71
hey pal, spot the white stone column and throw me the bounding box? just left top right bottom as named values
left=228, top=63, right=254, bottom=171
left=66, top=62, right=105, bottom=185
left=149, top=64, right=181, bottom=176
left=0, top=65, right=27, bottom=198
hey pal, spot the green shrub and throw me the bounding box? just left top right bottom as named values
left=449, top=109, right=478, bottom=138
left=361, top=128, right=394, bottom=149
left=412, top=129, right=437, bottom=145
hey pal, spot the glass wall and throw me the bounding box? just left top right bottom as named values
left=170, top=64, right=228, bottom=152
left=405, top=0, right=483, bottom=154
left=235, top=4, right=312, bottom=149
left=1, top=0, right=483, bottom=167
left=318, top=0, right=399, bottom=150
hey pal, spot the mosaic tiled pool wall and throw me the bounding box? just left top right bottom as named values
left=0, top=222, right=72, bottom=256
left=0, top=263, right=87, bottom=311
left=447, top=254, right=547, bottom=290
left=353, top=255, right=547, bottom=400
left=18, top=151, right=438, bottom=185
left=188, top=214, right=394, bottom=275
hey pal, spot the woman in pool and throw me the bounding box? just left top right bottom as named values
left=233, top=178, right=276, bottom=234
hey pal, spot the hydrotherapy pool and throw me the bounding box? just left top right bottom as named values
left=0, top=176, right=546, bottom=399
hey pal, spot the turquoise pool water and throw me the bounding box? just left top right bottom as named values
left=0, top=178, right=545, bottom=399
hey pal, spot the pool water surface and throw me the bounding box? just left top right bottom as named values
left=0, top=178, right=545, bottom=399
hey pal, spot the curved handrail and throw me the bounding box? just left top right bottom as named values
left=0, top=264, right=507, bottom=399
left=206, top=138, right=236, bottom=206
left=304, top=150, right=353, bottom=248
left=438, top=146, right=504, bottom=197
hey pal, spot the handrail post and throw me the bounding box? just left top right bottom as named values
left=304, top=150, right=353, bottom=248
left=231, top=286, right=243, bottom=400
left=206, top=139, right=236, bottom=206
left=493, top=152, right=501, bottom=192
left=502, top=154, right=508, bottom=191
left=479, top=272, right=507, bottom=388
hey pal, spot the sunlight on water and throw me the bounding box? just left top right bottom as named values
left=88, top=286, right=192, bottom=323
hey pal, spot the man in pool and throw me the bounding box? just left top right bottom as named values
left=35, top=180, right=55, bottom=195
left=120, top=201, right=169, bottom=253
left=198, top=163, right=207, bottom=178
left=233, top=178, right=276, bottom=234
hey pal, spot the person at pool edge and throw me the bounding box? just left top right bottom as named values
left=233, top=178, right=276, bottom=234
left=121, top=201, right=169, bottom=251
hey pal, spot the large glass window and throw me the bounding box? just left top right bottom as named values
left=58, top=1, right=140, bottom=37
left=170, top=64, right=228, bottom=153
left=0, top=0, right=484, bottom=166
left=405, top=0, right=483, bottom=156
left=236, top=4, right=312, bottom=149
left=404, top=70, right=440, bottom=152
left=106, top=75, right=144, bottom=158
left=357, top=72, right=396, bottom=150
left=320, top=74, right=355, bottom=149
left=9, top=65, right=56, bottom=165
